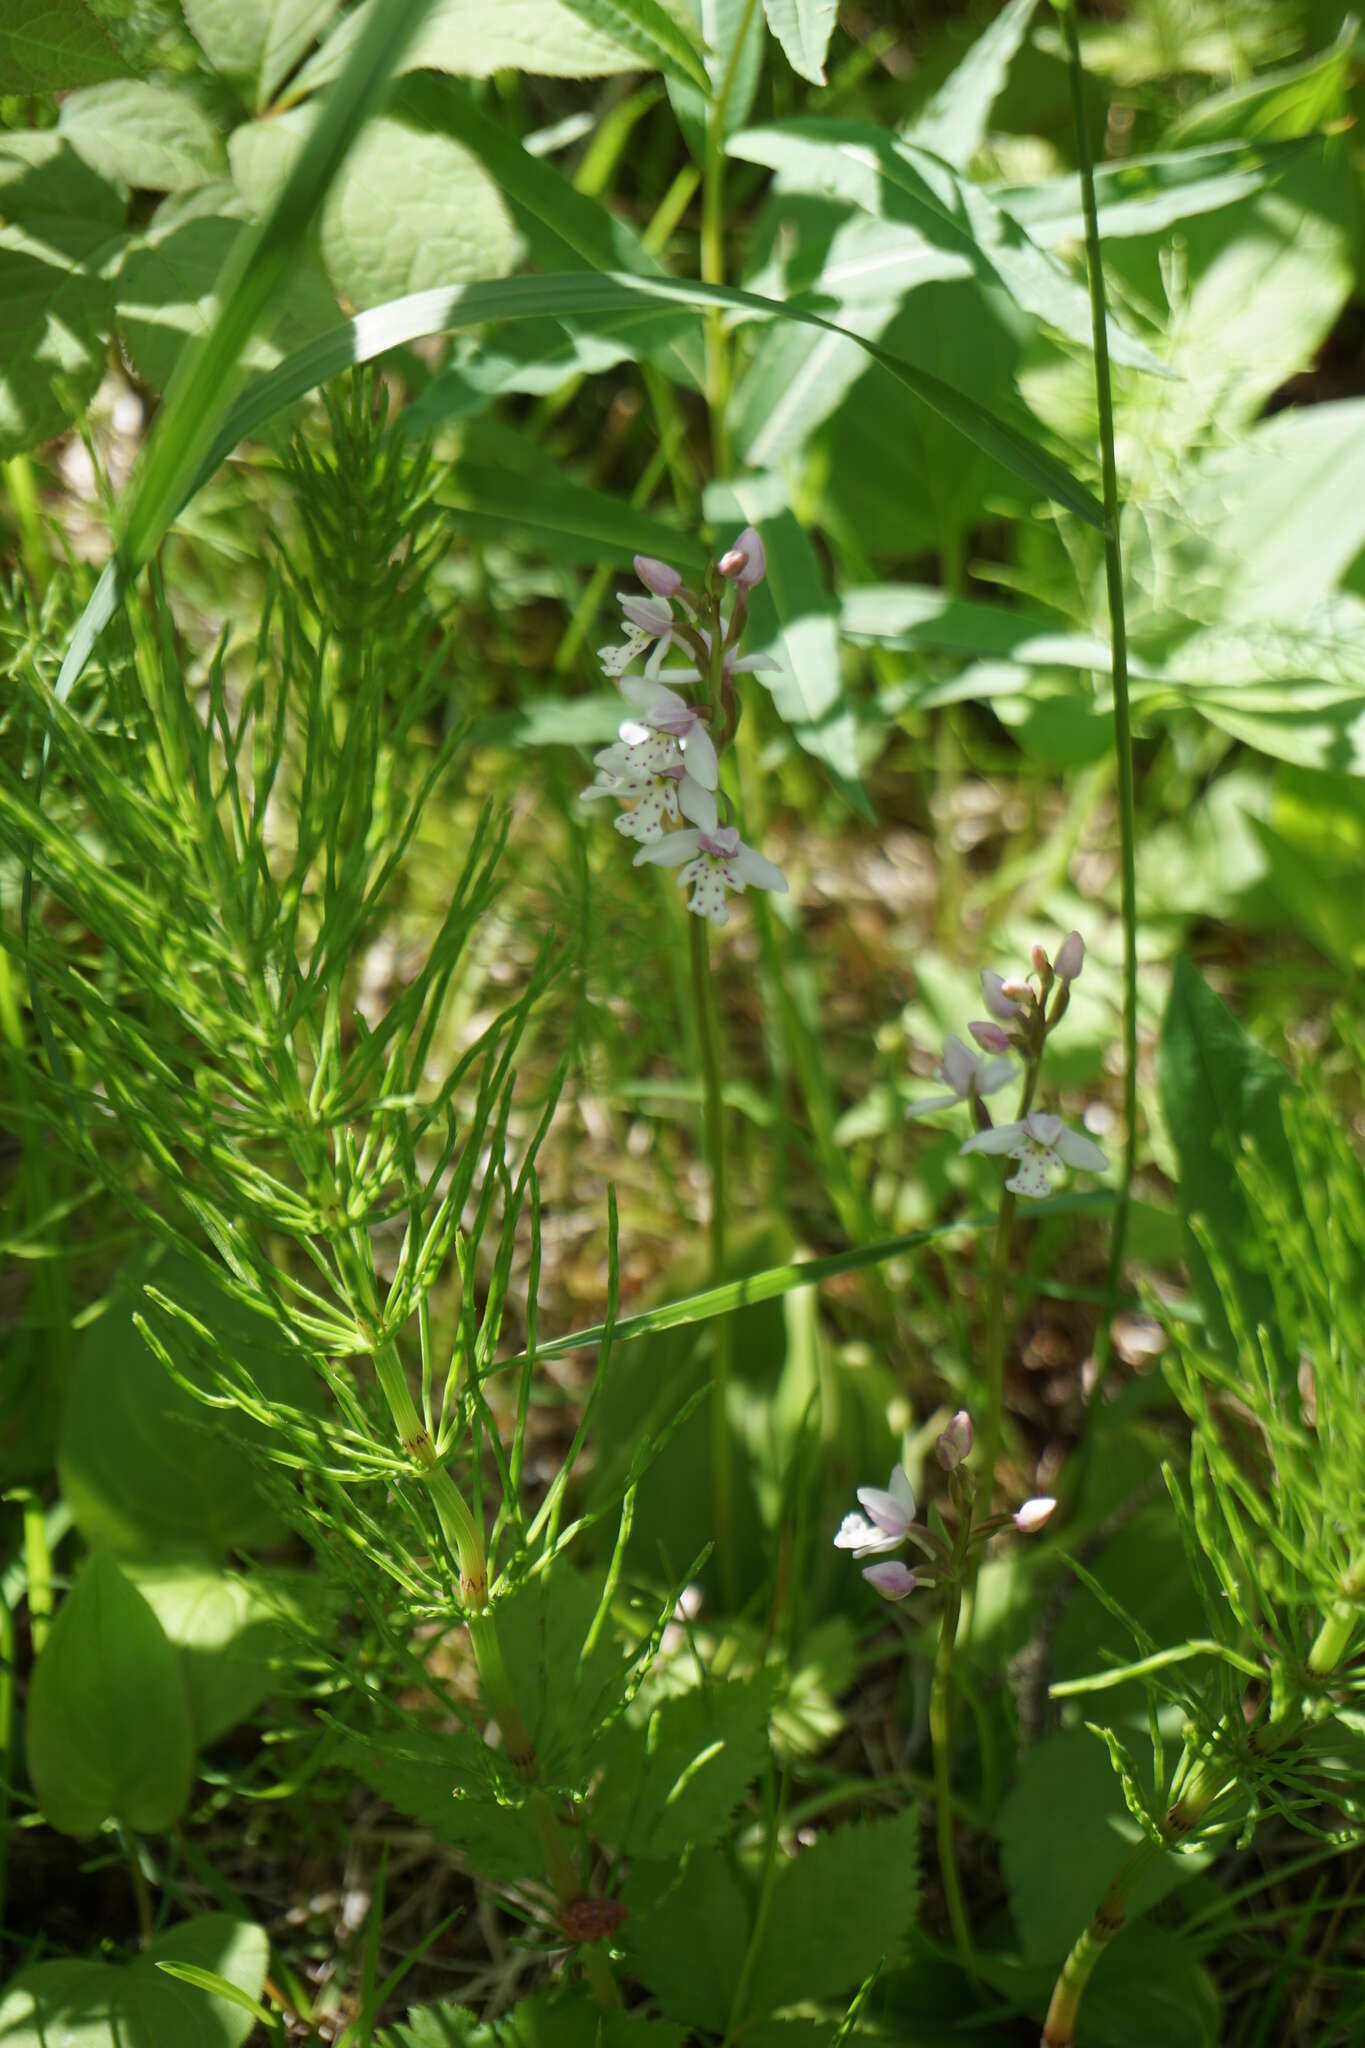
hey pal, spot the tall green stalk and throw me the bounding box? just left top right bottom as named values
left=930, top=1549, right=975, bottom=1974
left=690, top=908, right=736, bottom=1601
left=1056, top=0, right=1139, bottom=1373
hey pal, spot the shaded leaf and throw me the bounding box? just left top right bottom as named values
left=0, top=1917, right=268, bottom=2048
left=59, top=80, right=228, bottom=193
left=762, top=0, right=839, bottom=86
left=27, top=1550, right=193, bottom=1836
left=0, top=131, right=123, bottom=457
left=182, top=0, right=340, bottom=111
left=58, top=1251, right=321, bottom=1559
left=0, top=0, right=121, bottom=91
left=909, top=0, right=1038, bottom=168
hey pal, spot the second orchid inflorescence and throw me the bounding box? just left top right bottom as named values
left=835, top=1409, right=1056, bottom=1603
left=909, top=932, right=1107, bottom=1200
left=581, top=530, right=788, bottom=926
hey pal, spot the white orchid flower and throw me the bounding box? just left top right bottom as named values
left=580, top=732, right=715, bottom=844
left=834, top=1464, right=916, bottom=1557
left=618, top=678, right=719, bottom=790
left=960, top=1111, right=1107, bottom=1200
left=632, top=785, right=786, bottom=925
left=598, top=591, right=680, bottom=680
left=907, top=1035, right=1014, bottom=1120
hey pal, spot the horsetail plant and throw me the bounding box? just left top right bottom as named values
left=1041, top=1087, right=1365, bottom=2045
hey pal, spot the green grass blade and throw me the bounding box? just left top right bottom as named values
left=494, top=1191, right=1114, bottom=1371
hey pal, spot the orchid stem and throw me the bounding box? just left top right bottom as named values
left=690, top=909, right=737, bottom=1603
left=929, top=1570, right=976, bottom=1976
left=1056, top=0, right=1139, bottom=1397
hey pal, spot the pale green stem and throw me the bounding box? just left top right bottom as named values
left=690, top=910, right=736, bottom=1602
left=1055, top=0, right=1139, bottom=1396
left=930, top=1566, right=975, bottom=1974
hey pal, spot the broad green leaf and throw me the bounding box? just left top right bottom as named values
left=58, top=1252, right=320, bottom=1558
left=705, top=475, right=867, bottom=810
left=182, top=0, right=340, bottom=111
left=126, top=1564, right=311, bottom=1747
left=1033, top=136, right=1354, bottom=467
left=382, top=1990, right=687, bottom=2048
left=27, top=1549, right=193, bottom=1835
left=115, top=186, right=338, bottom=391
left=591, top=1678, right=773, bottom=1855
left=0, top=132, right=123, bottom=457
left=289, top=0, right=655, bottom=97
left=1151, top=604, right=1365, bottom=775
left=729, top=118, right=1165, bottom=373
left=394, top=73, right=702, bottom=387
left=557, top=0, right=711, bottom=91
left=743, top=1810, right=920, bottom=2016
left=59, top=80, right=227, bottom=192
left=1158, top=401, right=1365, bottom=624
left=0, top=1917, right=268, bottom=2048
left=623, top=1850, right=752, bottom=2030
left=908, top=0, right=1037, bottom=168
left=812, top=282, right=1032, bottom=564
left=1159, top=958, right=1304, bottom=1375
left=995, top=137, right=1316, bottom=247
left=1166, top=16, right=1355, bottom=146
left=998, top=1729, right=1210, bottom=1964
left=841, top=583, right=1115, bottom=672
left=762, top=0, right=839, bottom=85
left=0, top=0, right=121, bottom=90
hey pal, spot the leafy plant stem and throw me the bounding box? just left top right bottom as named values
left=1056, top=0, right=1139, bottom=1390
left=930, top=1564, right=975, bottom=1976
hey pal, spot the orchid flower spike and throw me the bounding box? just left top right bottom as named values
left=834, top=1464, right=916, bottom=1556
left=907, top=1035, right=1013, bottom=1120
left=633, top=784, right=786, bottom=925
left=960, top=1111, right=1107, bottom=1200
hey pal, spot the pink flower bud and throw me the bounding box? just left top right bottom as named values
left=969, top=1019, right=1011, bottom=1053
left=718, top=526, right=765, bottom=586
left=980, top=970, right=1020, bottom=1021
left=936, top=1410, right=974, bottom=1471
left=862, top=1560, right=917, bottom=1600
left=1000, top=977, right=1032, bottom=1002
left=1014, top=1496, right=1056, bottom=1534
left=1055, top=930, right=1085, bottom=982
left=634, top=555, right=682, bottom=597
left=1030, top=941, right=1050, bottom=977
